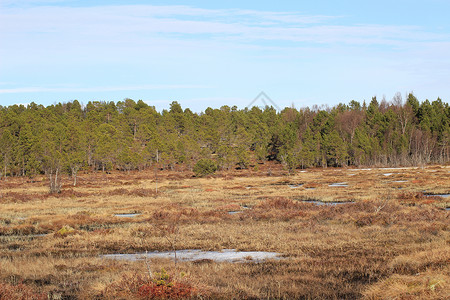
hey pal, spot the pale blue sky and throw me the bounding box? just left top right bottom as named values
left=1, top=0, right=449, bottom=111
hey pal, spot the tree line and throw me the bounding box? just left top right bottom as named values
left=0, top=93, right=449, bottom=192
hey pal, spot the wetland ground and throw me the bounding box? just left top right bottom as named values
left=0, top=163, right=449, bottom=299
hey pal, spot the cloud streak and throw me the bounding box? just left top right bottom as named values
left=1, top=4, right=446, bottom=48
left=0, top=84, right=210, bottom=94
left=1, top=2, right=449, bottom=110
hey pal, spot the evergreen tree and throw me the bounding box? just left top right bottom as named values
left=0, top=96, right=448, bottom=182
left=323, top=130, right=348, bottom=167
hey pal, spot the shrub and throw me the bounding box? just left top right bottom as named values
left=102, top=269, right=199, bottom=299
left=193, top=159, right=217, bottom=177
left=55, top=225, right=75, bottom=236
left=138, top=269, right=196, bottom=299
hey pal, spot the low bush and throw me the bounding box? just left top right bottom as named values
left=102, top=269, right=200, bottom=299
left=193, top=159, right=217, bottom=177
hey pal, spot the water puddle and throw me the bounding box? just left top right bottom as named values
left=101, top=249, right=282, bottom=263
left=302, top=200, right=354, bottom=206
left=329, top=182, right=348, bottom=187
left=383, top=173, right=393, bottom=176
left=380, top=167, right=415, bottom=170
left=425, top=194, right=450, bottom=198
left=228, top=211, right=243, bottom=215
left=114, top=213, right=141, bottom=218
left=288, top=184, right=303, bottom=189
left=392, top=180, right=408, bottom=183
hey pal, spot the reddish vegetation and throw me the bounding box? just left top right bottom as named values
left=102, top=272, right=200, bottom=299
left=0, top=282, right=46, bottom=300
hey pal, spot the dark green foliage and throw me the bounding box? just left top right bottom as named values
left=0, top=95, right=448, bottom=185
left=323, top=130, right=348, bottom=167
left=193, top=158, right=217, bottom=177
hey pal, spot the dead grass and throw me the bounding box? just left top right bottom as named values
left=0, top=163, right=449, bottom=299
left=363, top=271, right=449, bottom=300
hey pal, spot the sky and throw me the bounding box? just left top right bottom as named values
left=1, top=0, right=449, bottom=112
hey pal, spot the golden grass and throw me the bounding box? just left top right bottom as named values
left=0, top=164, right=449, bottom=299
left=363, top=270, right=449, bottom=300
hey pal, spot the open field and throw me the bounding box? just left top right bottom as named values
left=0, top=164, right=449, bottom=299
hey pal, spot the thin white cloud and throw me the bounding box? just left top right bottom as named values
left=1, top=4, right=446, bottom=48
left=1, top=3, right=449, bottom=109
left=0, top=84, right=210, bottom=94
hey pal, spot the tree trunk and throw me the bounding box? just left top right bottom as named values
left=3, top=155, right=7, bottom=181
left=49, top=172, right=53, bottom=192
left=71, top=166, right=78, bottom=186
left=49, top=167, right=61, bottom=194
left=87, top=145, right=92, bottom=166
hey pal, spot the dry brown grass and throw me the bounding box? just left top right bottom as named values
left=363, top=270, right=449, bottom=300
left=0, top=163, right=449, bottom=299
